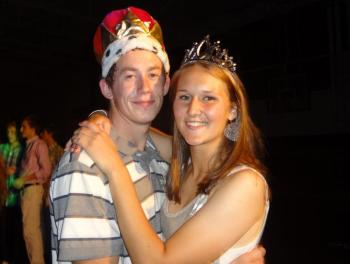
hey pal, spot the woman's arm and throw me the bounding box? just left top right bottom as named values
left=74, top=122, right=267, bottom=264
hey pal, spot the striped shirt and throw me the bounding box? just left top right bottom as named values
left=50, top=136, right=169, bottom=263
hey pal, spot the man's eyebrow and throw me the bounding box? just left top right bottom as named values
left=118, top=66, right=138, bottom=73
left=117, top=66, right=163, bottom=75
left=148, top=66, right=162, bottom=71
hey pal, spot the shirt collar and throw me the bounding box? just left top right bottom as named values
left=26, top=135, right=39, bottom=145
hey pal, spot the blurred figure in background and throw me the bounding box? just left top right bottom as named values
left=0, top=121, right=23, bottom=207
left=40, top=123, right=63, bottom=171
left=40, top=123, right=63, bottom=264
left=0, top=121, right=27, bottom=264
left=15, top=115, right=51, bottom=264
left=0, top=156, right=6, bottom=210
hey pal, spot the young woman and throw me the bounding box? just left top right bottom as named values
left=73, top=35, right=269, bottom=263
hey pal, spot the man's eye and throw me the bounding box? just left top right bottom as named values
left=149, top=73, right=160, bottom=79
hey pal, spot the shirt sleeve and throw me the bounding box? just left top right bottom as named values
left=50, top=151, right=125, bottom=261
left=34, top=141, right=52, bottom=184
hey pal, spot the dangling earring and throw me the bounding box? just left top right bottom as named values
left=224, top=111, right=240, bottom=141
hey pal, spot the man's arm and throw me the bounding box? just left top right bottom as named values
left=50, top=151, right=123, bottom=262
left=232, top=245, right=266, bottom=264
left=73, top=256, right=118, bottom=264
left=35, top=140, right=52, bottom=183
left=149, top=127, right=172, bottom=163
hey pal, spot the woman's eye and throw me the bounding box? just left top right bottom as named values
left=203, top=96, right=216, bottom=101
left=179, top=95, right=190, bottom=100
left=125, top=75, right=135, bottom=79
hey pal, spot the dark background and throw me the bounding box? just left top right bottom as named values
left=1, top=0, right=349, bottom=263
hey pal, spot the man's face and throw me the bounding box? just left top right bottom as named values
left=20, top=120, right=36, bottom=140
left=7, top=125, right=18, bottom=144
left=103, top=49, right=169, bottom=126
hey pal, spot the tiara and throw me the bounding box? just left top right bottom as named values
left=181, top=35, right=237, bottom=73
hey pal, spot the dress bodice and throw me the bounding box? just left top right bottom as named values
left=160, top=164, right=269, bottom=263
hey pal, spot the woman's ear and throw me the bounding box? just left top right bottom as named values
left=228, top=105, right=238, bottom=121
left=99, top=79, right=113, bottom=99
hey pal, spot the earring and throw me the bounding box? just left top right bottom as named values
left=224, top=113, right=240, bottom=141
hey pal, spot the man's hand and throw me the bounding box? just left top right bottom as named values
left=65, top=138, right=80, bottom=153
left=13, top=177, right=25, bottom=189
left=231, top=245, right=266, bottom=264
left=6, top=166, right=16, bottom=176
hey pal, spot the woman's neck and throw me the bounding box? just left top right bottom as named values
left=189, top=146, right=219, bottom=183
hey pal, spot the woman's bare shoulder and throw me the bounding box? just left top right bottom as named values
left=211, top=166, right=267, bottom=203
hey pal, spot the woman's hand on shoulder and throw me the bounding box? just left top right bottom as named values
left=72, top=121, right=119, bottom=176
left=65, top=110, right=111, bottom=154
left=88, top=110, right=111, bottom=135
left=231, top=245, right=266, bottom=264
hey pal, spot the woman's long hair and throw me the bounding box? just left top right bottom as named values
left=167, top=62, right=266, bottom=203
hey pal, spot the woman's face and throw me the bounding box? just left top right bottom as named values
left=173, top=65, right=235, bottom=149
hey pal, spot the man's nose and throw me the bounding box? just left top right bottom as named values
left=139, top=76, right=152, bottom=93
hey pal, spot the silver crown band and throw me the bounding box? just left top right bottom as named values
left=181, top=35, right=237, bottom=73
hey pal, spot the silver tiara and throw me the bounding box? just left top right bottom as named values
left=181, top=35, right=237, bottom=73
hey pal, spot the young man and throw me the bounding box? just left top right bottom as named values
left=0, top=121, right=24, bottom=264
left=0, top=121, right=23, bottom=207
left=18, top=115, right=52, bottom=264
left=50, top=7, right=265, bottom=264
left=40, top=123, right=64, bottom=263
left=40, top=124, right=64, bottom=170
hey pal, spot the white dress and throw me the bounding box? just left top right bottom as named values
left=160, top=165, right=270, bottom=263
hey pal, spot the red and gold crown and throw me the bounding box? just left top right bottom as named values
left=93, top=7, right=170, bottom=77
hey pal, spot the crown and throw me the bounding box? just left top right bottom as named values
left=181, top=35, right=237, bottom=73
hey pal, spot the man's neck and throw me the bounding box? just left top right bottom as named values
left=26, top=134, right=38, bottom=143
left=9, top=140, right=20, bottom=148
left=109, top=113, right=150, bottom=151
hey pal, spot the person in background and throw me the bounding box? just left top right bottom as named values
left=74, top=35, right=269, bottom=263
left=40, top=123, right=64, bottom=170
left=40, top=123, right=63, bottom=264
left=0, top=156, right=6, bottom=210
left=15, top=115, right=51, bottom=264
left=0, top=121, right=23, bottom=207
left=0, top=159, right=6, bottom=264
left=0, top=121, right=25, bottom=264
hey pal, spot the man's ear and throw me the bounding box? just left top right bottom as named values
left=99, top=79, right=113, bottom=99
left=163, top=75, right=170, bottom=96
